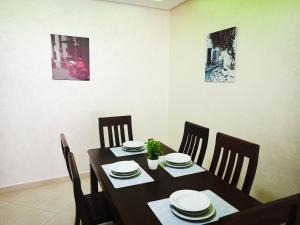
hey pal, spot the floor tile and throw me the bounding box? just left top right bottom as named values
left=0, top=177, right=107, bottom=225
left=0, top=201, right=9, bottom=208
left=0, top=191, right=24, bottom=203
left=12, top=208, right=55, bottom=225
left=11, top=189, right=49, bottom=207
left=44, top=213, right=74, bottom=225
left=0, top=203, right=31, bottom=225
left=32, top=193, right=75, bottom=215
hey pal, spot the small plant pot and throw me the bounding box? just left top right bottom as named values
left=147, top=158, right=159, bottom=170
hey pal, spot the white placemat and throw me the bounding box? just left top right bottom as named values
left=160, top=162, right=206, bottom=177
left=110, top=147, right=147, bottom=157
left=148, top=190, right=238, bottom=225
left=102, top=161, right=154, bottom=189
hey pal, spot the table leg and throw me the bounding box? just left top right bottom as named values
left=90, top=164, right=98, bottom=194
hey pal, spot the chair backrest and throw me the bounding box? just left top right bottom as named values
left=178, top=121, right=209, bottom=166
left=68, top=152, right=93, bottom=225
left=60, top=133, right=71, bottom=179
left=220, top=193, right=300, bottom=225
left=209, top=132, right=259, bottom=194
left=98, top=115, right=133, bottom=148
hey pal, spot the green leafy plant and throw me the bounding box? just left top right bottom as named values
left=147, top=139, right=161, bottom=160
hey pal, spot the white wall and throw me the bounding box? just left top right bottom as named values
left=169, top=0, right=300, bottom=202
left=0, top=0, right=169, bottom=188
left=1, top=0, right=299, bottom=203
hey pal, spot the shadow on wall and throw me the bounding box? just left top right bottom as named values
left=254, top=187, right=277, bottom=203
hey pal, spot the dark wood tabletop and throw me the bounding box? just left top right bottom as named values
left=88, top=143, right=261, bottom=225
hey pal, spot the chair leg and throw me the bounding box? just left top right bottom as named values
left=74, top=210, right=80, bottom=225
left=90, top=164, right=98, bottom=194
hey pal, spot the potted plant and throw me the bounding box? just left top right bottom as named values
left=147, top=139, right=161, bottom=170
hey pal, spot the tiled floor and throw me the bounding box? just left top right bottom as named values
left=0, top=177, right=113, bottom=225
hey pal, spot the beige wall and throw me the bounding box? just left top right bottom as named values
left=169, top=0, right=300, bottom=202
left=0, top=0, right=169, bottom=188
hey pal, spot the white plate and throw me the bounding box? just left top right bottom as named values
left=123, top=140, right=145, bottom=149
left=111, top=168, right=140, bottom=176
left=165, top=161, right=193, bottom=168
left=165, top=153, right=191, bottom=164
left=122, top=146, right=145, bottom=152
left=110, top=161, right=140, bottom=174
left=109, top=169, right=141, bottom=179
left=170, top=204, right=216, bottom=221
left=174, top=204, right=211, bottom=216
left=166, top=160, right=192, bottom=165
left=170, top=190, right=211, bottom=212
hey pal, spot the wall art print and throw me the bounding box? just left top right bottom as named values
left=205, top=27, right=237, bottom=82
left=51, top=34, right=90, bottom=81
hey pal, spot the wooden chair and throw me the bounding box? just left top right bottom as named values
left=98, top=115, right=133, bottom=148
left=60, top=134, right=80, bottom=225
left=209, top=132, right=259, bottom=194
left=178, top=121, right=209, bottom=166
left=220, top=193, right=300, bottom=225
left=60, top=134, right=72, bottom=178
left=68, top=152, right=113, bottom=225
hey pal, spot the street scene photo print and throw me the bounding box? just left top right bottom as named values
left=51, top=34, right=90, bottom=81
left=205, top=27, right=237, bottom=82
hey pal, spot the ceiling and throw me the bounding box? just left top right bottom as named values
left=99, top=0, right=188, bottom=10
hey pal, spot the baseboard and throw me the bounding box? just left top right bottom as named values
left=0, top=172, right=90, bottom=194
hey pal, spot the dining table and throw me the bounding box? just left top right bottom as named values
left=88, top=142, right=261, bottom=225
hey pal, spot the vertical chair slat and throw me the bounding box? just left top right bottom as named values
left=209, top=145, right=222, bottom=174
left=185, top=133, right=193, bottom=155
left=127, top=121, right=133, bottom=141
left=242, top=150, right=259, bottom=194
left=191, top=136, right=200, bottom=162
left=107, top=126, right=114, bottom=147
left=120, top=124, right=126, bottom=144
left=217, top=148, right=229, bottom=178
left=197, top=134, right=209, bottom=166
left=224, top=152, right=237, bottom=182
left=231, top=154, right=244, bottom=187
left=99, top=126, right=106, bottom=148
left=114, top=125, right=120, bottom=146
left=183, top=133, right=191, bottom=154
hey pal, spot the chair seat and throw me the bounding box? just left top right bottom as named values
left=85, top=192, right=113, bottom=224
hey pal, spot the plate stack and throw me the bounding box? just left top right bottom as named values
left=165, top=153, right=193, bottom=168
left=169, top=190, right=216, bottom=221
left=122, top=141, right=145, bottom=152
left=109, top=161, right=141, bottom=179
